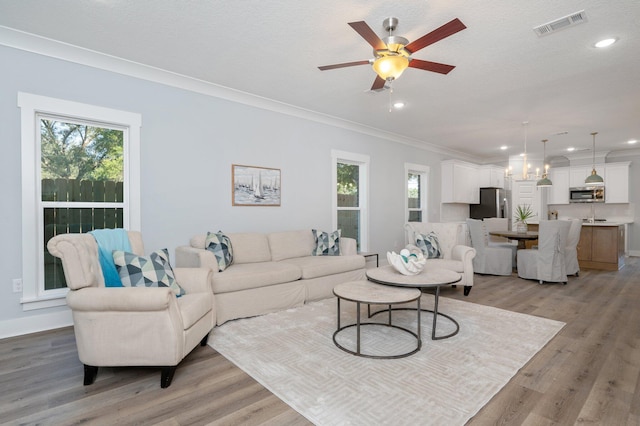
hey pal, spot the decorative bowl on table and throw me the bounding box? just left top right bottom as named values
left=387, top=249, right=426, bottom=276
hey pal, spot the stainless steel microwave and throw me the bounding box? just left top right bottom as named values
left=569, top=186, right=605, bottom=203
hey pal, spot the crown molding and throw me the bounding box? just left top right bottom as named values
left=0, top=25, right=477, bottom=163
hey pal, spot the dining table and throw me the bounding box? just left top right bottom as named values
left=488, top=230, right=539, bottom=250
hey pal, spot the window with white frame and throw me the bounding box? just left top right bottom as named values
left=332, top=150, right=369, bottom=252
left=405, top=163, right=429, bottom=222
left=18, top=93, right=141, bottom=310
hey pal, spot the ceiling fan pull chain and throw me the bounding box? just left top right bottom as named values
left=388, top=85, right=394, bottom=112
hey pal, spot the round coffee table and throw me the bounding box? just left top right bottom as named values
left=366, top=265, right=462, bottom=340
left=333, top=280, right=422, bottom=359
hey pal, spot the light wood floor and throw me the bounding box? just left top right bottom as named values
left=2, top=258, right=639, bottom=425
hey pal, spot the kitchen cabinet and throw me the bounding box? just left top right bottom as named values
left=604, top=162, right=630, bottom=203
left=441, top=160, right=479, bottom=204
left=577, top=225, right=625, bottom=271
left=569, top=166, right=593, bottom=188
left=478, top=165, right=505, bottom=189
left=511, top=180, right=544, bottom=223
left=547, top=167, right=570, bottom=205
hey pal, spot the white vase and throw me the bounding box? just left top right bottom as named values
left=516, top=222, right=528, bottom=233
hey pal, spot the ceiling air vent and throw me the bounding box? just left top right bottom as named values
left=533, top=10, right=587, bottom=37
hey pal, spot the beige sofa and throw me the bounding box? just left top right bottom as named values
left=175, top=230, right=366, bottom=325
left=404, top=222, right=476, bottom=295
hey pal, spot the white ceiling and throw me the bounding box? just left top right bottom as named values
left=1, top=0, right=639, bottom=162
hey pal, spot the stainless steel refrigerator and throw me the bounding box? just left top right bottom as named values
left=470, top=188, right=509, bottom=220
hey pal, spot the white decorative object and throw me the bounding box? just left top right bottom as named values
left=387, top=250, right=426, bottom=276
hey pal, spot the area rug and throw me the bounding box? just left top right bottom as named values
left=210, top=295, right=564, bottom=425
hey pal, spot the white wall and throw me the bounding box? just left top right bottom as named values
left=0, top=45, right=451, bottom=337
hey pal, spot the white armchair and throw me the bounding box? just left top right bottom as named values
left=517, top=220, right=572, bottom=284
left=47, top=231, right=215, bottom=388
left=404, top=222, right=476, bottom=295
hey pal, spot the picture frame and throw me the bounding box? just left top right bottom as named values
left=232, top=164, right=281, bottom=206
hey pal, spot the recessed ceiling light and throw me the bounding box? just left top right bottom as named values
left=629, top=139, right=638, bottom=144
left=393, top=102, right=405, bottom=109
left=567, top=147, right=575, bottom=152
left=594, top=37, right=618, bottom=48
left=500, top=145, right=508, bottom=150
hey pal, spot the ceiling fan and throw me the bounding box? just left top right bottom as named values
left=318, top=17, right=466, bottom=91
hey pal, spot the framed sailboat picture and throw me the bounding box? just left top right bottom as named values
left=232, top=164, right=281, bottom=206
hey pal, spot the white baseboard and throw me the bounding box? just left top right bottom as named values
left=0, top=309, right=73, bottom=339
left=628, top=250, right=640, bottom=257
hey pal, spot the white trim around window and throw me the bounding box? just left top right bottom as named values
left=405, top=163, right=430, bottom=223
left=331, top=150, right=370, bottom=252
left=18, top=93, right=141, bottom=311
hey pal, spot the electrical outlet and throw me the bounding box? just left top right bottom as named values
left=12, top=278, right=23, bottom=293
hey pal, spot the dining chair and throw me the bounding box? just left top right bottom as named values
left=565, top=219, right=583, bottom=276
left=466, top=219, right=513, bottom=276
left=517, top=220, right=571, bottom=284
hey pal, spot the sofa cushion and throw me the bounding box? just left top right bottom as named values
left=211, top=262, right=302, bottom=294
left=113, top=249, right=185, bottom=296
left=227, top=233, right=272, bottom=264
left=312, top=229, right=341, bottom=256
left=280, top=255, right=365, bottom=279
left=425, top=258, right=465, bottom=274
left=268, top=230, right=315, bottom=261
left=205, top=231, right=234, bottom=271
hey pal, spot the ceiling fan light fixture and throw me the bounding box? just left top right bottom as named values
left=372, top=54, right=409, bottom=81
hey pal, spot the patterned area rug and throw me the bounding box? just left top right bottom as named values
left=210, top=295, right=564, bottom=425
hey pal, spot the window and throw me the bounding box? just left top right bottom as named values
left=19, top=93, right=141, bottom=310
left=332, top=150, right=369, bottom=251
left=405, top=163, right=429, bottom=223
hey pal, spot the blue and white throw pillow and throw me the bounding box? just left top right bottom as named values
left=113, top=248, right=185, bottom=297
left=205, top=231, right=234, bottom=272
left=416, top=231, right=442, bottom=259
left=312, top=229, right=341, bottom=256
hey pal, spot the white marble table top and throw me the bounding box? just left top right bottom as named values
left=366, top=265, right=462, bottom=288
left=333, top=281, right=421, bottom=305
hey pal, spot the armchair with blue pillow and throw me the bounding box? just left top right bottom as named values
left=47, top=230, right=214, bottom=388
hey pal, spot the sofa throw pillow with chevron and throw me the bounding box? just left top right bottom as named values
left=312, top=229, right=341, bottom=256
left=416, top=231, right=443, bottom=259
left=205, top=231, right=234, bottom=271
left=113, top=248, right=185, bottom=296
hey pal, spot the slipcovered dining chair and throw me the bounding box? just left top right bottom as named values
left=466, top=219, right=513, bottom=276
left=47, top=231, right=215, bottom=388
left=517, top=220, right=571, bottom=284
left=565, top=218, right=583, bottom=276
left=483, top=217, right=518, bottom=267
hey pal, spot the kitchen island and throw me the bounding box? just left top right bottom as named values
left=577, top=222, right=627, bottom=271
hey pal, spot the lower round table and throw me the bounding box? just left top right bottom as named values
left=366, top=265, right=462, bottom=340
left=333, top=280, right=422, bottom=359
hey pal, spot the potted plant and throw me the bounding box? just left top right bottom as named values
left=514, top=204, right=535, bottom=233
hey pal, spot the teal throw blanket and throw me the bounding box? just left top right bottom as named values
left=89, top=229, right=132, bottom=287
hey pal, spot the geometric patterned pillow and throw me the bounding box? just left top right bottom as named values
left=112, top=249, right=185, bottom=297
left=205, top=231, right=233, bottom=272
left=415, top=231, right=443, bottom=259
left=311, top=229, right=341, bottom=256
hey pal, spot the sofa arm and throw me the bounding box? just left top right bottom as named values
left=340, top=237, right=358, bottom=256
left=173, top=267, right=212, bottom=294
left=66, top=287, right=174, bottom=312
left=175, top=245, right=219, bottom=272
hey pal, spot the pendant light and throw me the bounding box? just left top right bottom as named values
left=536, top=139, right=553, bottom=187
left=585, top=132, right=604, bottom=185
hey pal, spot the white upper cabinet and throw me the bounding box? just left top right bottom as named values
left=569, top=166, right=592, bottom=188
left=478, top=165, right=505, bottom=189
left=547, top=167, right=570, bottom=205
left=441, top=160, right=479, bottom=204
left=604, top=162, right=630, bottom=203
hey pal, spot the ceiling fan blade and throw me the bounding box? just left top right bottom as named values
left=318, top=60, right=370, bottom=71
left=371, top=76, right=386, bottom=91
left=405, top=18, right=466, bottom=53
left=408, top=59, right=456, bottom=74
left=348, top=21, right=387, bottom=50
